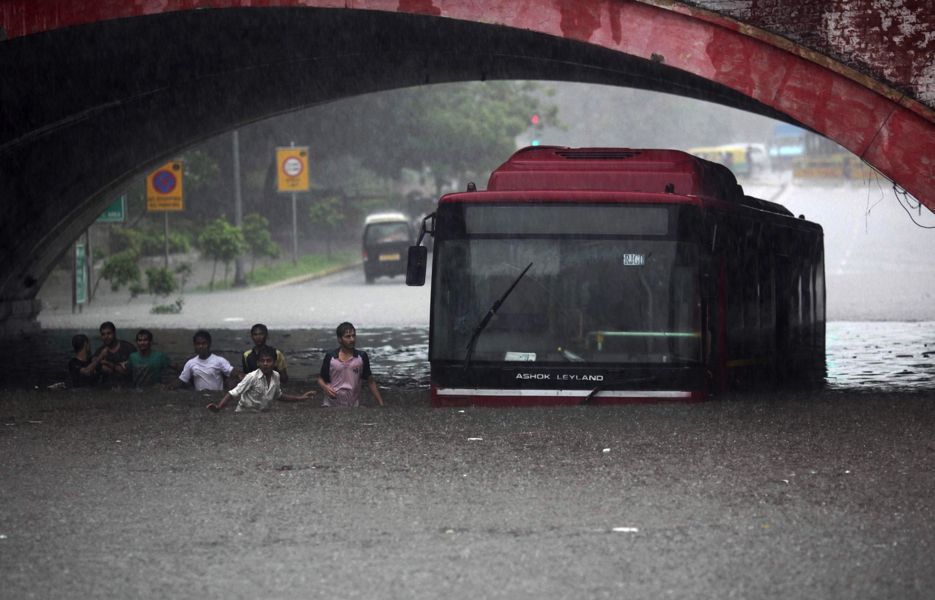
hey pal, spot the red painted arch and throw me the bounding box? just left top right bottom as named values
left=2, top=0, right=933, bottom=207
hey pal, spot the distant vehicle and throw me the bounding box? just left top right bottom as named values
left=407, top=147, right=825, bottom=407
left=362, top=212, right=413, bottom=283
left=768, top=124, right=871, bottom=179
left=766, top=123, right=807, bottom=170
left=687, top=143, right=767, bottom=177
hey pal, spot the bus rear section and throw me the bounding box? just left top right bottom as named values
left=409, top=146, right=824, bottom=407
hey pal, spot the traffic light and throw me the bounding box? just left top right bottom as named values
left=530, top=113, right=543, bottom=146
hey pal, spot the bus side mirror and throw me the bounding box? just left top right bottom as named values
left=406, top=246, right=428, bottom=286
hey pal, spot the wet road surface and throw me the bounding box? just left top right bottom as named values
left=38, top=263, right=430, bottom=331
left=1, top=388, right=933, bottom=599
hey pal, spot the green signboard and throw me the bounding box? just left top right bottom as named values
left=96, top=195, right=126, bottom=223
left=75, top=242, right=88, bottom=305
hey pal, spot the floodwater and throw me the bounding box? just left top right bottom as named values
left=826, top=321, right=935, bottom=391
left=7, top=321, right=934, bottom=393
left=8, top=326, right=430, bottom=390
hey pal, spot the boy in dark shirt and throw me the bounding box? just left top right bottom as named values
left=68, top=334, right=101, bottom=387
left=95, top=321, right=136, bottom=387
left=242, top=323, right=289, bottom=384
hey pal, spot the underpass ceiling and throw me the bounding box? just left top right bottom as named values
left=2, top=0, right=932, bottom=111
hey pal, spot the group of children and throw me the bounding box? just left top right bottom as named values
left=69, top=321, right=384, bottom=411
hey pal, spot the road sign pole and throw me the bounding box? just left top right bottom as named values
left=276, top=143, right=309, bottom=265
left=164, top=212, right=170, bottom=268
left=291, top=192, right=298, bottom=264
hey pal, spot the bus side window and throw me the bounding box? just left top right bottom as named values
left=774, top=254, right=791, bottom=362
left=744, top=221, right=765, bottom=360
left=726, top=223, right=745, bottom=358
left=814, top=248, right=826, bottom=338
left=761, top=229, right=776, bottom=353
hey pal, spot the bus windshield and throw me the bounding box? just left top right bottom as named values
left=431, top=205, right=702, bottom=365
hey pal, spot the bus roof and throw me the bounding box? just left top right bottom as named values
left=486, top=147, right=743, bottom=202
left=364, top=211, right=409, bottom=225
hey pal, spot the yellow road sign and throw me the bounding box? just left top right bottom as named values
left=276, top=147, right=310, bottom=192
left=146, top=161, right=184, bottom=211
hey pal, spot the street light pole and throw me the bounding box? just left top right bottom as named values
left=233, top=129, right=246, bottom=286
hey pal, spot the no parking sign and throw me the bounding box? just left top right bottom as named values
left=276, top=147, right=310, bottom=192
left=146, top=161, right=184, bottom=211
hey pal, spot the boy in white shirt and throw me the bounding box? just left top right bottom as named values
left=171, top=330, right=240, bottom=391
left=207, top=346, right=314, bottom=412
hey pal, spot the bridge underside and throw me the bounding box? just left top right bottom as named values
left=0, top=6, right=932, bottom=330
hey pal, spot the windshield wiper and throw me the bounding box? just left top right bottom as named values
left=463, top=262, right=533, bottom=370
left=582, top=375, right=656, bottom=405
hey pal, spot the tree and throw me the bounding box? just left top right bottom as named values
left=145, top=266, right=183, bottom=313
left=177, top=148, right=223, bottom=223
left=241, top=213, right=280, bottom=272
left=97, top=250, right=142, bottom=299
left=145, top=266, right=177, bottom=297
left=533, top=83, right=775, bottom=150
left=174, top=263, right=193, bottom=290
left=307, top=195, right=347, bottom=257
left=231, top=81, right=553, bottom=211
left=110, top=227, right=190, bottom=256
left=197, top=217, right=246, bottom=290
left=130, top=82, right=555, bottom=243
left=306, top=82, right=551, bottom=193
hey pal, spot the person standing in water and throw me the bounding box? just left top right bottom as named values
left=317, top=322, right=384, bottom=407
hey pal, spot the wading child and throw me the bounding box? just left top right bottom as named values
left=171, top=330, right=240, bottom=391
left=317, top=322, right=384, bottom=407
left=208, top=346, right=314, bottom=412
left=68, top=334, right=102, bottom=388
left=241, top=323, right=289, bottom=384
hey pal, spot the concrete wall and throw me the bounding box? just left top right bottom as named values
left=691, top=0, right=932, bottom=107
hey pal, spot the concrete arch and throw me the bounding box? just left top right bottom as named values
left=0, top=2, right=932, bottom=329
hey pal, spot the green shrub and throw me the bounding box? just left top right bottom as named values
left=197, top=218, right=246, bottom=289
left=151, top=298, right=184, bottom=314
left=138, top=230, right=191, bottom=256
left=100, top=250, right=141, bottom=292
left=145, top=267, right=177, bottom=297
left=109, top=227, right=190, bottom=256
left=109, top=228, right=144, bottom=254
left=243, top=213, right=280, bottom=271
left=174, top=262, right=193, bottom=289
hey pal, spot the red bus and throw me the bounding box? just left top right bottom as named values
left=407, top=147, right=825, bottom=406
